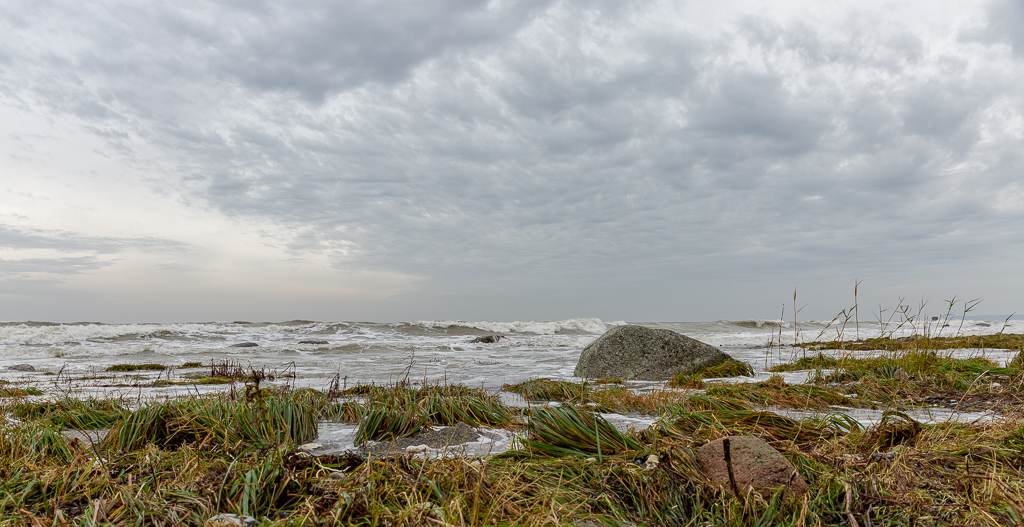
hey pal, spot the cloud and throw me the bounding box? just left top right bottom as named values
left=1, top=0, right=1023, bottom=320
left=0, top=225, right=187, bottom=254
left=0, top=256, right=108, bottom=275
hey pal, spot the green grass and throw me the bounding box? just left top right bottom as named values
left=667, top=359, right=754, bottom=388
left=104, top=392, right=319, bottom=452
left=0, top=387, right=43, bottom=397
left=105, top=363, right=166, bottom=372
left=502, top=378, right=589, bottom=402
left=521, top=405, right=644, bottom=457
left=0, top=379, right=1022, bottom=525
left=6, top=397, right=127, bottom=429
left=800, top=332, right=1024, bottom=352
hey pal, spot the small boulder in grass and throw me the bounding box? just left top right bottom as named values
left=697, top=435, right=808, bottom=499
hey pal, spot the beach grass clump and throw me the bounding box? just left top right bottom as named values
left=653, top=407, right=857, bottom=445
left=502, top=378, right=589, bottom=402
left=703, top=374, right=851, bottom=409
left=180, top=361, right=204, bottom=368
left=768, top=353, right=840, bottom=372
left=0, top=386, right=43, bottom=397
left=521, top=405, right=643, bottom=457
left=5, top=397, right=127, bottom=429
left=666, top=359, right=754, bottom=388
left=353, top=404, right=425, bottom=445
left=105, top=392, right=318, bottom=452
left=105, top=363, right=166, bottom=372
left=344, top=382, right=516, bottom=429
left=0, top=423, right=77, bottom=464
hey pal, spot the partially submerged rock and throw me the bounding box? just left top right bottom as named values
left=8, top=364, right=36, bottom=372
left=229, top=342, right=259, bottom=348
left=697, top=435, right=807, bottom=499
left=574, top=325, right=731, bottom=381
left=363, top=422, right=481, bottom=457
left=470, top=335, right=504, bottom=343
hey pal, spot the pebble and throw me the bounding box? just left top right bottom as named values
left=406, top=444, right=431, bottom=454
left=297, top=443, right=324, bottom=453
left=205, top=513, right=256, bottom=526
left=643, top=454, right=660, bottom=470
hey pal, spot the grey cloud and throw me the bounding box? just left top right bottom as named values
left=2, top=1, right=1023, bottom=319
left=0, top=256, right=108, bottom=275
left=969, top=0, right=1024, bottom=57
left=0, top=225, right=187, bottom=254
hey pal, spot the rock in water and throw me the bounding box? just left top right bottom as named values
left=697, top=436, right=808, bottom=499
left=574, top=325, right=730, bottom=380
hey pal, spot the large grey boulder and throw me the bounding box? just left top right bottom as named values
left=574, top=325, right=730, bottom=381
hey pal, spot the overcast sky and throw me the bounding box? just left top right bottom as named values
left=2, top=0, right=1023, bottom=323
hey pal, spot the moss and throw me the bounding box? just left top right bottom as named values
left=179, top=361, right=204, bottom=369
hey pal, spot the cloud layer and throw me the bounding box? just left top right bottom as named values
left=1, top=0, right=1023, bottom=322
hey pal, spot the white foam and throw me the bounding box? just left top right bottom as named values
left=411, top=318, right=609, bottom=335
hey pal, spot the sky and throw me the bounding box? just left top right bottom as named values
left=1, top=0, right=1023, bottom=323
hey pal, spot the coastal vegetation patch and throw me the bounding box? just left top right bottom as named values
left=105, top=363, right=166, bottom=372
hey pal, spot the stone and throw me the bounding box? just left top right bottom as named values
left=643, top=454, right=660, bottom=470
left=574, top=325, right=731, bottom=381
left=8, top=364, right=36, bottom=372
left=697, top=436, right=807, bottom=499
left=363, top=422, right=481, bottom=457
left=229, top=342, right=259, bottom=348
left=205, top=513, right=256, bottom=526
left=298, top=340, right=329, bottom=345
left=406, top=444, right=431, bottom=454
left=470, top=335, right=504, bottom=343
left=297, top=442, right=324, bottom=453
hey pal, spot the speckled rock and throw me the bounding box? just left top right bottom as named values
left=697, top=435, right=807, bottom=499
left=574, top=325, right=731, bottom=381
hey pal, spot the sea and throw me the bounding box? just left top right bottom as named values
left=3, top=317, right=1020, bottom=454
left=2, top=317, right=1020, bottom=395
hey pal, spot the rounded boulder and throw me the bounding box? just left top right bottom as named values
left=574, top=325, right=731, bottom=381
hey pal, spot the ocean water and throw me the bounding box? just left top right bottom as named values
left=2, top=317, right=1021, bottom=398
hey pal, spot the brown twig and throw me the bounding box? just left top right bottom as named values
left=844, top=481, right=860, bottom=527
left=722, top=436, right=741, bottom=498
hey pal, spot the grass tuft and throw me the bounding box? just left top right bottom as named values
left=105, top=363, right=166, bottom=372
